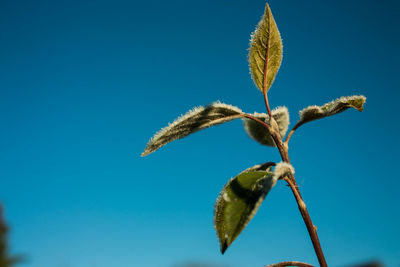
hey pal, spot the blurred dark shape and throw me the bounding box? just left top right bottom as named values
left=0, top=205, right=23, bottom=267
left=173, top=262, right=229, bottom=267
left=345, top=261, right=384, bottom=267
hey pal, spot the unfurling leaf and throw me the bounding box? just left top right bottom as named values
left=214, top=167, right=278, bottom=254
left=248, top=3, right=283, bottom=93
left=141, top=102, right=243, bottom=156
left=243, top=106, right=289, bottom=146
left=273, top=162, right=295, bottom=180
left=298, top=95, right=366, bottom=126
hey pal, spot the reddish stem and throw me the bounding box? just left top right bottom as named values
left=262, top=3, right=272, bottom=117
left=242, top=111, right=328, bottom=266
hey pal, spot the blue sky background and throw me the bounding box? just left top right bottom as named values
left=1, top=0, right=399, bottom=266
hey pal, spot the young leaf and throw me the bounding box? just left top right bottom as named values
left=214, top=169, right=278, bottom=254
left=141, top=102, right=243, bottom=156
left=243, top=106, right=289, bottom=146
left=298, top=95, right=366, bottom=125
left=273, top=162, right=295, bottom=180
left=248, top=3, right=283, bottom=93
left=239, top=161, right=276, bottom=174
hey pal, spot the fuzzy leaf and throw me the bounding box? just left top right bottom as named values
left=243, top=106, right=289, bottom=146
left=248, top=3, right=283, bottom=93
left=238, top=162, right=276, bottom=174
left=298, top=95, right=366, bottom=125
left=141, top=102, right=243, bottom=156
left=214, top=168, right=277, bottom=254
left=273, top=162, right=295, bottom=180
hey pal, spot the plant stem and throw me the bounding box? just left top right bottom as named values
left=284, top=121, right=304, bottom=145
left=258, top=2, right=327, bottom=262
left=248, top=48, right=328, bottom=263
left=264, top=261, right=314, bottom=267
left=283, top=177, right=327, bottom=267
left=242, top=113, right=271, bottom=132
left=268, top=118, right=328, bottom=266
left=242, top=113, right=328, bottom=266
left=264, top=92, right=272, bottom=117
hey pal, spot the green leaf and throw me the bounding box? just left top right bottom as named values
left=243, top=106, right=289, bottom=146
left=248, top=3, right=283, bottom=93
left=214, top=167, right=277, bottom=254
left=298, top=95, right=366, bottom=125
left=239, top=162, right=275, bottom=174
left=141, top=102, right=243, bottom=156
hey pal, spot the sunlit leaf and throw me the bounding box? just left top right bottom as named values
left=141, top=102, right=243, bottom=156
left=214, top=168, right=277, bottom=254
left=248, top=3, right=283, bottom=93
left=238, top=162, right=275, bottom=174
left=298, top=95, right=366, bottom=125
left=243, top=106, right=289, bottom=146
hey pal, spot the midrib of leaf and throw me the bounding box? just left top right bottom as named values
left=192, top=114, right=244, bottom=129
left=141, top=103, right=246, bottom=157
left=262, top=5, right=272, bottom=96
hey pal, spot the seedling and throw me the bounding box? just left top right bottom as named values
left=142, top=3, right=365, bottom=267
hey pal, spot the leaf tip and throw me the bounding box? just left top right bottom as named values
left=337, top=94, right=366, bottom=112
left=248, top=1, right=283, bottom=93
left=141, top=145, right=153, bottom=157
left=220, top=241, right=228, bottom=254
left=355, top=94, right=367, bottom=112
left=265, top=2, right=271, bottom=11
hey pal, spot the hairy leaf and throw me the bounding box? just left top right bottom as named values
left=243, top=106, right=289, bottom=146
left=214, top=169, right=277, bottom=254
left=298, top=95, right=366, bottom=125
left=248, top=3, right=283, bottom=93
left=141, top=102, right=243, bottom=156
left=273, top=162, right=294, bottom=180
left=238, top=162, right=276, bottom=174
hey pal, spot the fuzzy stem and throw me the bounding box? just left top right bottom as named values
left=241, top=113, right=328, bottom=266
left=264, top=261, right=314, bottom=267
left=284, top=121, right=304, bottom=145
left=242, top=113, right=271, bottom=132
left=264, top=91, right=272, bottom=117
left=282, top=177, right=327, bottom=267
left=256, top=118, right=328, bottom=266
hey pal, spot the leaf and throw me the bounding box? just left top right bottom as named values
left=298, top=95, right=366, bottom=125
left=273, top=162, right=295, bottom=180
left=248, top=3, right=283, bottom=93
left=214, top=168, right=278, bottom=254
left=141, top=102, right=243, bottom=156
left=239, top=161, right=276, bottom=174
left=243, top=106, right=289, bottom=146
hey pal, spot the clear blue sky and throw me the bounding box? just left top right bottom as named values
left=1, top=0, right=399, bottom=266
